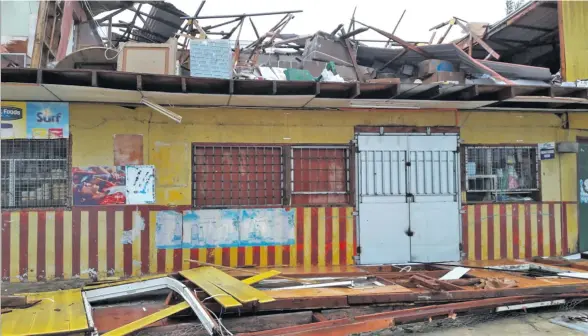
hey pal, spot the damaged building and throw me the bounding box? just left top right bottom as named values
left=2, top=0, right=588, bottom=334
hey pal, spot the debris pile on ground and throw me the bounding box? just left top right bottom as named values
left=4, top=258, right=588, bottom=335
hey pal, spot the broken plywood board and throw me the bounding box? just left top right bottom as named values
left=1, top=289, right=89, bottom=336
left=181, top=267, right=275, bottom=304
left=181, top=269, right=242, bottom=308
left=101, top=302, right=190, bottom=336
left=242, top=270, right=282, bottom=285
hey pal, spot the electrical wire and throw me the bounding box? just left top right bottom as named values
left=202, top=294, right=234, bottom=336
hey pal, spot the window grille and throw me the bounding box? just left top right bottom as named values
left=192, top=145, right=283, bottom=207
left=291, top=146, right=350, bottom=205
left=465, top=146, right=539, bottom=201
left=1, top=139, right=69, bottom=209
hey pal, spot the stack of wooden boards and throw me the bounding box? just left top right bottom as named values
left=180, top=266, right=278, bottom=308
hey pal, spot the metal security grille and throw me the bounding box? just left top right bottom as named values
left=291, top=146, right=350, bottom=205
left=358, top=150, right=406, bottom=197
left=192, top=145, right=283, bottom=207
left=465, top=146, right=539, bottom=194
left=1, top=139, right=69, bottom=209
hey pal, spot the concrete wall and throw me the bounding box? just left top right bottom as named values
left=2, top=104, right=584, bottom=282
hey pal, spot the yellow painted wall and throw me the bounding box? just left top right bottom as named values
left=70, top=105, right=574, bottom=205
left=560, top=0, right=588, bottom=82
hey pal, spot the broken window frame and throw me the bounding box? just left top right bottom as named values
left=462, top=144, right=541, bottom=203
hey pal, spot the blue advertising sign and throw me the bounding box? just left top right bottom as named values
left=26, top=102, right=69, bottom=139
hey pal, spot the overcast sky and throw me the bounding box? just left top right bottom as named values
left=99, top=0, right=514, bottom=46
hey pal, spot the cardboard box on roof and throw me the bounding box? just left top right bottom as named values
left=422, top=71, right=465, bottom=84
left=418, top=59, right=456, bottom=78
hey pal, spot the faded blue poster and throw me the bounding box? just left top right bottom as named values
left=155, top=210, right=182, bottom=249
left=180, top=208, right=295, bottom=248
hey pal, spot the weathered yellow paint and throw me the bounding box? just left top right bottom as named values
left=132, top=211, right=142, bottom=276
left=567, top=203, right=579, bottom=253
left=560, top=0, right=588, bottom=82
left=518, top=204, right=526, bottom=257
left=165, top=249, right=174, bottom=273
left=259, top=246, right=268, bottom=267
left=467, top=205, right=476, bottom=259
left=63, top=211, right=73, bottom=279
left=554, top=204, right=562, bottom=256
left=493, top=204, right=500, bottom=259
left=506, top=205, right=513, bottom=259
left=28, top=212, right=37, bottom=281
left=274, top=245, right=283, bottom=266
left=542, top=204, right=551, bottom=256
left=1, top=289, right=88, bottom=335
left=480, top=205, right=488, bottom=260
left=182, top=248, right=191, bottom=273
left=102, top=302, right=190, bottom=336
left=230, top=247, right=238, bottom=267
left=318, top=207, right=326, bottom=267
left=213, top=248, right=222, bottom=266
left=530, top=204, right=539, bottom=257
left=332, top=208, right=340, bottom=266
left=45, top=212, right=55, bottom=280
left=303, top=207, right=312, bottom=267
left=98, top=211, right=107, bottom=277
left=149, top=211, right=158, bottom=275
left=346, top=207, right=355, bottom=265
left=245, top=246, right=253, bottom=266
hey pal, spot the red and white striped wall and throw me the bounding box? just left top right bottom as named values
left=1, top=206, right=356, bottom=282
left=461, top=202, right=578, bottom=260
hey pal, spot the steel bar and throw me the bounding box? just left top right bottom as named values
left=182, top=9, right=302, bottom=20
left=202, top=17, right=243, bottom=31
left=347, top=6, right=357, bottom=35
left=385, top=9, right=406, bottom=47
left=331, top=24, right=344, bottom=37
left=118, top=3, right=142, bottom=45
left=249, top=17, right=260, bottom=39
left=455, top=20, right=500, bottom=60
left=94, top=7, right=129, bottom=24
left=355, top=20, right=433, bottom=58
left=437, top=23, right=453, bottom=44
left=339, top=27, right=369, bottom=40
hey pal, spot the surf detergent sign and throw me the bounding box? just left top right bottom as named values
left=26, top=102, right=69, bottom=139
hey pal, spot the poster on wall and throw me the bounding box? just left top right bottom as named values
left=1, top=102, right=27, bottom=139
left=155, top=211, right=183, bottom=249
left=182, top=210, right=240, bottom=248
left=179, top=208, right=295, bottom=249
left=539, top=142, right=555, bottom=160
left=1, top=102, right=69, bottom=139
left=240, top=208, right=295, bottom=246
left=26, top=102, right=69, bottom=139
left=72, top=166, right=127, bottom=205
left=125, top=165, right=155, bottom=204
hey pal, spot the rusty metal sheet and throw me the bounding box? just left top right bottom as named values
left=113, top=134, right=143, bottom=165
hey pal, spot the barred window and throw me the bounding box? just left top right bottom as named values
left=192, top=145, right=283, bottom=208
left=464, top=146, right=540, bottom=202
left=1, top=139, right=70, bottom=209
left=291, top=146, right=350, bottom=205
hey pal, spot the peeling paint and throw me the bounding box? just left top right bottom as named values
left=121, top=212, right=145, bottom=244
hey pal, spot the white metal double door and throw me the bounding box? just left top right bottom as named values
left=357, top=134, right=460, bottom=264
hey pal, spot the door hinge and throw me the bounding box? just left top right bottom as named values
left=356, top=246, right=362, bottom=254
